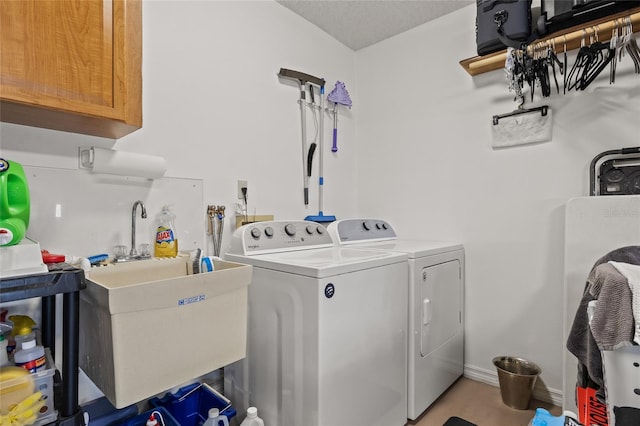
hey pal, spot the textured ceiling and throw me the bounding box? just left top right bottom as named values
left=276, top=0, right=473, bottom=51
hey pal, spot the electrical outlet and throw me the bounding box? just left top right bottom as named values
left=237, top=180, right=248, bottom=200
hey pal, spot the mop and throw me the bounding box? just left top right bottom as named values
left=327, top=81, right=352, bottom=152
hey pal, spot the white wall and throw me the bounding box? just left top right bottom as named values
left=355, top=4, right=640, bottom=402
left=1, top=0, right=358, bottom=258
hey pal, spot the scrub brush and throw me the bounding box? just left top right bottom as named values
left=188, top=248, right=202, bottom=275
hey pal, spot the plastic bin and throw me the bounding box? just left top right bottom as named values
left=118, top=407, right=180, bottom=426
left=149, top=383, right=236, bottom=426
left=82, top=396, right=138, bottom=426
left=0, top=348, right=57, bottom=425
left=493, top=356, right=541, bottom=410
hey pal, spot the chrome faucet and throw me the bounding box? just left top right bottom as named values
left=130, top=200, right=147, bottom=257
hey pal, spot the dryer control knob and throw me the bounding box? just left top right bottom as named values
left=306, top=225, right=315, bottom=235
left=284, top=223, right=296, bottom=236
left=362, top=221, right=372, bottom=231
left=250, top=227, right=261, bottom=239
left=264, top=226, right=274, bottom=237
left=316, top=226, right=325, bottom=234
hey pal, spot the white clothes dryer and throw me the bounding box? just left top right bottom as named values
left=224, top=220, right=409, bottom=426
left=327, top=219, right=465, bottom=420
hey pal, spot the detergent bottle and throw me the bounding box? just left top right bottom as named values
left=154, top=205, right=178, bottom=257
left=203, top=408, right=229, bottom=426
left=14, top=337, right=45, bottom=373
left=0, top=158, right=31, bottom=246
left=239, top=407, right=265, bottom=426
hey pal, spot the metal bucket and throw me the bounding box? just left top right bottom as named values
left=493, top=356, right=541, bottom=410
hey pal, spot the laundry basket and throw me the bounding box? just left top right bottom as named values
left=493, top=356, right=541, bottom=410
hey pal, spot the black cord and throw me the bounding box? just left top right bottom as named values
left=241, top=187, right=248, bottom=224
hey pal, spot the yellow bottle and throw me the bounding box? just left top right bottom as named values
left=154, top=205, right=178, bottom=257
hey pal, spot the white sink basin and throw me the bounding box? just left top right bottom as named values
left=79, top=255, right=252, bottom=408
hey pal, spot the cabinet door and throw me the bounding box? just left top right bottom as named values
left=0, top=0, right=141, bottom=139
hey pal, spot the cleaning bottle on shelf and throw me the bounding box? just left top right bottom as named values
left=0, top=158, right=31, bottom=246
left=239, top=407, right=265, bottom=426
left=203, top=408, right=229, bottom=426
left=0, top=334, right=10, bottom=367
left=14, top=337, right=45, bottom=373
left=154, top=205, right=178, bottom=258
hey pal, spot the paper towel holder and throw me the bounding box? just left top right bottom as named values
left=78, top=147, right=167, bottom=179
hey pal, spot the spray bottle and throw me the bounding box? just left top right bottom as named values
left=154, top=205, right=178, bottom=258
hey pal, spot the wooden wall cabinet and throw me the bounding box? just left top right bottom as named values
left=0, top=0, right=142, bottom=139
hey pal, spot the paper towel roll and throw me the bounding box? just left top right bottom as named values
left=82, top=147, right=166, bottom=178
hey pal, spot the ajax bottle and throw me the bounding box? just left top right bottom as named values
left=154, top=205, right=178, bottom=257
left=239, top=407, right=265, bottom=426
left=0, top=158, right=31, bottom=246
left=203, top=408, right=229, bottom=426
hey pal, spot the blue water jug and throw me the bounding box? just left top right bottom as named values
left=0, top=158, right=31, bottom=246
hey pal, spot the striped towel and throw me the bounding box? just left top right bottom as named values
left=609, top=261, right=640, bottom=345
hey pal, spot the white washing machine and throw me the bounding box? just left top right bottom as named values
left=327, top=219, right=464, bottom=420
left=224, top=220, right=409, bottom=426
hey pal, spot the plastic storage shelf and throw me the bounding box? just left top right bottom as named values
left=0, top=263, right=87, bottom=426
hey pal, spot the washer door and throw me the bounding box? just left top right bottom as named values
left=420, top=260, right=462, bottom=357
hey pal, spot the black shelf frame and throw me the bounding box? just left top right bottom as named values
left=1, top=265, right=87, bottom=426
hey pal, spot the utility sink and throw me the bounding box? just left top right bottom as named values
left=79, top=255, right=252, bottom=408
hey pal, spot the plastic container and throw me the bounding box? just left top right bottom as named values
left=492, top=356, right=541, bottom=410
left=154, top=205, right=178, bottom=257
left=149, top=382, right=236, bottom=426
left=203, top=408, right=229, bottom=426
left=239, top=407, right=265, bottom=426
left=0, top=158, right=31, bottom=247
left=0, top=348, right=57, bottom=423
left=14, top=338, right=45, bottom=373
left=0, top=334, right=9, bottom=367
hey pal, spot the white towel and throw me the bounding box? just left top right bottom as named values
left=609, top=261, right=640, bottom=345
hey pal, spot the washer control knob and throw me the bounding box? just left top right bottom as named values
left=306, top=225, right=315, bottom=235
left=381, top=223, right=388, bottom=230
left=250, top=227, right=261, bottom=239
left=316, top=226, right=325, bottom=234
left=375, top=223, right=382, bottom=230
left=264, top=226, right=274, bottom=237
left=362, top=221, right=372, bottom=231
left=284, top=223, right=296, bottom=236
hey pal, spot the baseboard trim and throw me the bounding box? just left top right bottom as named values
left=463, top=364, right=563, bottom=407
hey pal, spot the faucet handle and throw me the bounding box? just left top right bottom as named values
left=114, top=245, right=128, bottom=259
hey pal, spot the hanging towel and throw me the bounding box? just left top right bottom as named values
left=587, top=263, right=634, bottom=350
left=608, top=261, right=640, bottom=345
left=566, top=246, right=640, bottom=402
